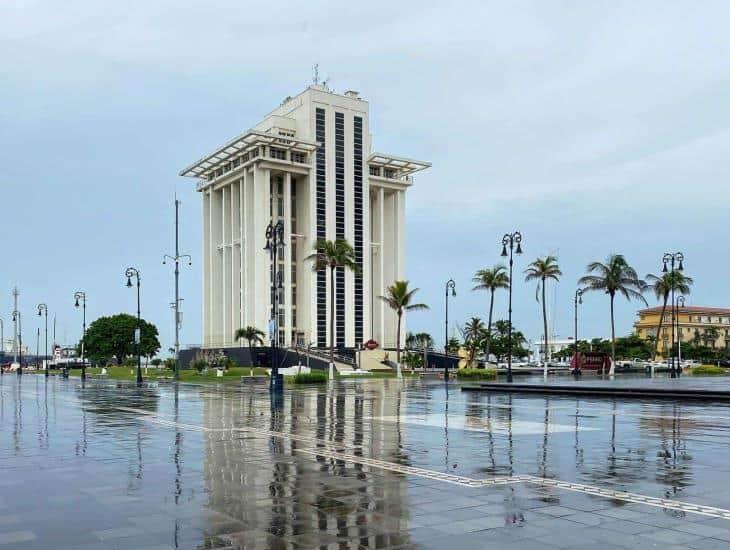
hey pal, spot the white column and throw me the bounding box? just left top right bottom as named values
left=252, top=166, right=271, bottom=343
left=202, top=191, right=211, bottom=346
left=211, top=189, right=223, bottom=347
left=283, top=172, right=293, bottom=346
left=221, top=187, right=229, bottom=346
left=239, top=178, right=245, bottom=332
left=378, top=187, right=386, bottom=346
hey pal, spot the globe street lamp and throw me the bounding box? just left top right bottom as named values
left=74, top=292, right=87, bottom=381
left=12, top=311, right=22, bottom=376
left=573, top=289, right=584, bottom=370
left=264, top=220, right=285, bottom=393
left=444, top=279, right=456, bottom=381
left=125, top=267, right=143, bottom=386
left=37, top=304, right=49, bottom=377
left=501, top=232, right=523, bottom=383
left=662, top=252, right=684, bottom=378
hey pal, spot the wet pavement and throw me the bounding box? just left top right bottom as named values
left=3, top=374, right=730, bottom=549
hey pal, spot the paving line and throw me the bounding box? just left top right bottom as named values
left=123, top=405, right=730, bottom=521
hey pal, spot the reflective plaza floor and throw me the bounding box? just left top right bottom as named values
left=3, top=374, right=730, bottom=549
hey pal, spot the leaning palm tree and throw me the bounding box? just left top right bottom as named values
left=379, top=280, right=429, bottom=378
left=524, top=256, right=562, bottom=373
left=307, top=238, right=359, bottom=372
left=645, top=271, right=693, bottom=360
left=578, top=254, right=647, bottom=364
left=234, top=326, right=265, bottom=366
left=472, top=265, right=510, bottom=362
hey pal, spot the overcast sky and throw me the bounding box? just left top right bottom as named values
left=2, top=1, right=729, bottom=353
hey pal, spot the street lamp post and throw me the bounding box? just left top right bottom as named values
left=676, top=295, right=685, bottom=368
left=444, top=279, right=456, bottom=381
left=37, top=303, right=48, bottom=377
left=662, top=252, right=684, bottom=378
left=125, top=268, right=143, bottom=386
left=501, top=232, right=523, bottom=383
left=74, top=292, right=87, bottom=381
left=0, top=317, right=4, bottom=375
left=264, top=220, right=285, bottom=393
left=12, top=311, right=22, bottom=376
left=163, top=198, right=192, bottom=382
left=573, top=289, right=583, bottom=371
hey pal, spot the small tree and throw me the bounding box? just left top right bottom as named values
left=472, top=265, right=510, bottom=362
left=83, top=314, right=160, bottom=365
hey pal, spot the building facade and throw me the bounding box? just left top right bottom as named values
left=634, top=306, right=730, bottom=356
left=181, top=86, right=430, bottom=350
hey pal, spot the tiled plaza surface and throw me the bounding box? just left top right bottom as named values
left=2, top=374, right=730, bottom=548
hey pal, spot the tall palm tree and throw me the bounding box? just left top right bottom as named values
left=578, top=254, right=647, bottom=364
left=234, top=326, right=265, bottom=366
left=379, top=280, right=429, bottom=378
left=307, top=238, right=359, bottom=370
left=472, top=265, right=510, bottom=362
left=524, top=256, right=562, bottom=370
left=645, top=271, right=693, bottom=359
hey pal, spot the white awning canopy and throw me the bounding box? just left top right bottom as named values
left=180, top=130, right=319, bottom=178
left=367, top=152, right=431, bottom=176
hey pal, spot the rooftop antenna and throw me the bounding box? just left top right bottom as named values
left=312, top=64, right=319, bottom=85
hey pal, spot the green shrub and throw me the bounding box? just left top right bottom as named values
left=191, top=359, right=207, bottom=373
left=151, top=358, right=162, bottom=367
left=455, top=368, right=497, bottom=380
left=690, top=365, right=727, bottom=376
left=292, top=371, right=327, bottom=384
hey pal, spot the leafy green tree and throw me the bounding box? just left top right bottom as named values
left=308, top=238, right=360, bottom=367
left=703, top=327, right=720, bottom=348
left=489, top=320, right=529, bottom=362
left=578, top=254, right=647, bottom=364
left=472, top=265, right=510, bottom=361
left=235, top=326, right=265, bottom=366
left=645, top=271, right=693, bottom=359
left=406, top=332, right=434, bottom=350
left=524, top=256, right=562, bottom=364
left=82, top=314, right=160, bottom=365
left=379, top=280, right=429, bottom=375
left=446, top=337, right=460, bottom=355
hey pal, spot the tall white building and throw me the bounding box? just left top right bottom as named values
left=180, top=85, right=430, bottom=350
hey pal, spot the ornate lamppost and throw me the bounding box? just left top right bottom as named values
left=444, top=279, right=456, bottom=381
left=264, top=220, right=285, bottom=393
left=662, top=252, right=684, bottom=378
left=573, top=289, right=583, bottom=371
left=37, top=303, right=49, bottom=377
left=676, top=295, right=685, bottom=368
left=74, top=292, right=87, bottom=380
left=125, top=268, right=143, bottom=385
left=501, top=232, right=523, bottom=383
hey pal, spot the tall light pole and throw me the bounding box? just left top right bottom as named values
left=264, top=221, right=284, bottom=393
left=37, top=304, right=48, bottom=377
left=662, top=252, right=684, bottom=378
left=573, top=289, right=583, bottom=370
left=676, top=295, right=685, bottom=368
left=501, top=232, right=523, bottom=383
left=125, top=267, right=143, bottom=386
left=444, top=279, right=456, bottom=381
left=12, top=311, right=22, bottom=376
left=163, top=198, right=192, bottom=382
left=74, top=292, right=87, bottom=381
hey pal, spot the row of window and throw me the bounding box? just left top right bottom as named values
left=353, top=116, right=364, bottom=342
left=315, top=108, right=327, bottom=348
left=206, top=145, right=310, bottom=182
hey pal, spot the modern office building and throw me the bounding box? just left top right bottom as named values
left=635, top=305, right=730, bottom=356
left=180, top=85, right=430, bottom=350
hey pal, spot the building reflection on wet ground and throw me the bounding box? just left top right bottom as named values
left=2, top=375, right=730, bottom=548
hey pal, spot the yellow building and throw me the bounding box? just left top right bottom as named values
left=635, top=306, right=730, bottom=357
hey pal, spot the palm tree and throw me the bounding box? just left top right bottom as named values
left=234, top=326, right=265, bottom=366
left=524, top=256, right=562, bottom=371
left=578, top=254, right=647, bottom=364
left=307, top=238, right=360, bottom=371
left=462, top=317, right=487, bottom=366
left=645, top=271, right=693, bottom=359
left=379, top=280, right=429, bottom=378
left=472, top=265, right=510, bottom=362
